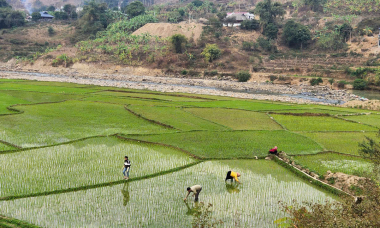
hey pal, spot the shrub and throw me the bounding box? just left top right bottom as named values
left=181, top=70, right=188, bottom=75
left=240, top=19, right=260, bottom=30
left=263, top=23, right=278, bottom=39
left=269, top=75, right=278, bottom=81
left=52, top=54, right=73, bottom=67
left=31, top=12, right=41, bottom=21
left=337, top=80, right=348, bottom=88
left=282, top=20, right=311, bottom=49
left=201, top=44, right=221, bottom=62
left=310, top=77, right=323, bottom=86
left=236, top=71, right=251, bottom=82
left=210, top=70, right=218, bottom=76
left=242, top=41, right=254, bottom=51
left=328, top=78, right=335, bottom=85
left=48, top=27, right=55, bottom=36
left=353, top=79, right=368, bottom=90
left=170, top=34, right=187, bottom=53
left=257, top=37, right=276, bottom=52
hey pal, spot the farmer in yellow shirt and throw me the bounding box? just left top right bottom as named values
left=225, top=171, right=241, bottom=183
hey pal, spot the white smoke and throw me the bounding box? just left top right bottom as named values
left=21, top=0, right=33, bottom=13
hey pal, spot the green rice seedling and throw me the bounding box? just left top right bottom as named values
left=301, top=132, right=378, bottom=155
left=127, top=106, right=228, bottom=131
left=0, top=142, right=16, bottom=151
left=94, top=91, right=205, bottom=102
left=3, top=90, right=83, bottom=104
left=126, top=130, right=323, bottom=158
left=82, top=95, right=177, bottom=107
left=343, top=114, right=380, bottom=128
left=184, top=108, right=283, bottom=130
left=293, top=153, right=372, bottom=176
left=0, top=137, right=194, bottom=198
left=269, top=109, right=353, bottom=115
left=0, top=100, right=173, bottom=147
left=0, top=83, right=99, bottom=94
left=0, top=160, right=335, bottom=228
left=296, top=104, right=380, bottom=114
left=0, top=91, right=28, bottom=114
left=173, top=100, right=300, bottom=111
left=271, top=114, right=378, bottom=132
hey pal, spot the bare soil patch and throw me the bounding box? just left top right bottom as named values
left=132, top=22, right=204, bottom=42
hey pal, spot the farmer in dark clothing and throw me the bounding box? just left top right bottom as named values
left=184, top=185, right=202, bottom=202
left=269, top=146, right=278, bottom=155
left=122, top=156, right=131, bottom=180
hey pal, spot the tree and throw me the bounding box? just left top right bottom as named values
left=170, top=34, right=187, bottom=53
left=304, top=0, right=326, bottom=11
left=240, top=19, right=260, bottom=30
left=48, top=26, right=55, bottom=36
left=191, top=0, right=203, bottom=7
left=47, top=5, right=55, bottom=11
left=5, top=11, right=24, bottom=27
left=201, top=44, right=221, bottom=62
left=263, top=23, right=278, bottom=39
left=0, top=0, right=11, bottom=8
left=255, top=0, right=285, bottom=26
left=31, top=12, right=41, bottom=21
left=339, top=23, right=353, bottom=41
left=63, top=4, right=76, bottom=19
left=216, top=11, right=226, bottom=21
left=282, top=20, right=311, bottom=49
left=124, top=1, right=145, bottom=18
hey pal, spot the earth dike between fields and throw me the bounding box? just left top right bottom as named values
left=0, top=67, right=363, bottom=105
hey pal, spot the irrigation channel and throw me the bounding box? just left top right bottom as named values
left=0, top=70, right=371, bottom=105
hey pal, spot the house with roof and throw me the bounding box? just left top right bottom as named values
left=224, top=12, right=255, bottom=27
left=40, top=11, right=54, bottom=20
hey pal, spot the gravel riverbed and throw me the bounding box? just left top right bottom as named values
left=0, top=70, right=361, bottom=105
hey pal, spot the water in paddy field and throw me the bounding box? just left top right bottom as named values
left=349, top=90, right=380, bottom=100
left=0, top=160, right=337, bottom=228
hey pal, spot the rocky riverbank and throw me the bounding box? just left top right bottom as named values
left=0, top=69, right=363, bottom=105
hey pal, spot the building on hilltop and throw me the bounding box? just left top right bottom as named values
left=224, top=12, right=255, bottom=27
left=40, top=11, right=54, bottom=20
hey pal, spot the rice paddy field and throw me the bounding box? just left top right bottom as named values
left=0, top=78, right=378, bottom=227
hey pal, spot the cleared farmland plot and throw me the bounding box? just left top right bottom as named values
left=0, top=100, right=172, bottom=147
left=126, top=130, right=323, bottom=158
left=271, top=114, right=378, bottom=132
left=0, top=160, right=335, bottom=228
left=185, top=108, right=283, bottom=130
left=343, top=114, right=380, bottom=128
left=0, top=137, right=194, bottom=198
left=293, top=153, right=372, bottom=176
left=127, top=106, right=228, bottom=131
left=301, top=132, right=378, bottom=155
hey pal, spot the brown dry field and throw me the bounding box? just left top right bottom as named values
left=132, top=22, right=205, bottom=42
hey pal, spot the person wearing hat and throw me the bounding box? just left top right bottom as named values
left=269, top=146, right=278, bottom=155
left=225, top=171, right=241, bottom=184
left=184, top=185, right=202, bottom=202
left=122, top=156, right=131, bottom=180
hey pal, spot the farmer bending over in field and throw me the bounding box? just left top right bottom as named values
left=269, top=146, right=278, bottom=155
left=122, top=156, right=131, bottom=180
left=184, top=185, right=202, bottom=202
left=225, top=171, right=241, bottom=184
